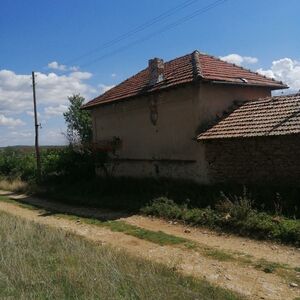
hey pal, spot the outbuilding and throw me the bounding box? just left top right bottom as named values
left=198, top=93, right=300, bottom=184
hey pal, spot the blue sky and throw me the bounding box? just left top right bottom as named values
left=1, top=0, right=300, bottom=146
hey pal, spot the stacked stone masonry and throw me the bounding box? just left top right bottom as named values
left=204, top=134, right=300, bottom=184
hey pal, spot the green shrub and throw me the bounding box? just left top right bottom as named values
left=42, top=147, right=96, bottom=181
left=0, top=147, right=108, bottom=183
left=0, top=148, right=36, bottom=180
left=141, top=196, right=300, bottom=246
left=142, top=197, right=183, bottom=219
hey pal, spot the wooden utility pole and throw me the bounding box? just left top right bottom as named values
left=31, top=71, right=41, bottom=180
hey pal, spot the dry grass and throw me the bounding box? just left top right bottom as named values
left=0, top=178, right=28, bottom=193
left=0, top=211, right=242, bottom=300
left=1, top=193, right=299, bottom=288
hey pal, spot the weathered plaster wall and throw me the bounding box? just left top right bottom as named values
left=91, top=82, right=272, bottom=183
left=197, top=83, right=271, bottom=126
left=92, top=84, right=200, bottom=160
left=203, top=134, right=300, bottom=184
left=92, top=83, right=206, bottom=181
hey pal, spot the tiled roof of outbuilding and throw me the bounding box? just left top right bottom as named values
left=198, top=94, right=300, bottom=140
left=83, top=51, right=287, bottom=109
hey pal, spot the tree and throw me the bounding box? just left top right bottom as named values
left=63, top=94, right=92, bottom=145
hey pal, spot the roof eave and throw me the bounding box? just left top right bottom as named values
left=198, top=131, right=300, bottom=141
left=81, top=79, right=201, bottom=110
left=207, top=79, right=288, bottom=90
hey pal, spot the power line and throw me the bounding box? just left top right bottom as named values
left=63, top=0, right=200, bottom=66
left=78, top=0, right=228, bottom=69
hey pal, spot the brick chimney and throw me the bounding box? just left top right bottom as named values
left=148, top=58, right=164, bottom=86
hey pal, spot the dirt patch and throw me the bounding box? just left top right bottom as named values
left=0, top=191, right=299, bottom=300
left=123, top=215, right=300, bottom=268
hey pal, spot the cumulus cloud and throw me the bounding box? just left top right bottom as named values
left=26, top=111, right=40, bottom=117
left=257, top=58, right=300, bottom=92
left=70, top=71, right=92, bottom=80
left=11, top=131, right=32, bottom=138
left=98, top=84, right=115, bottom=94
left=2, top=129, right=66, bottom=146
left=0, top=69, right=96, bottom=114
left=40, top=130, right=67, bottom=145
left=0, top=65, right=116, bottom=146
left=44, top=104, right=68, bottom=116
left=48, top=61, right=67, bottom=71
left=220, top=54, right=258, bottom=66
left=0, top=114, right=25, bottom=127
left=48, top=61, right=79, bottom=72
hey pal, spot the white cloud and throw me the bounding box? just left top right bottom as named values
left=98, top=84, right=115, bottom=94
left=26, top=111, right=40, bottom=117
left=111, top=73, right=117, bottom=77
left=40, top=130, right=67, bottom=145
left=44, top=104, right=68, bottom=116
left=48, top=61, right=67, bottom=71
left=48, top=61, right=79, bottom=72
left=220, top=54, right=258, bottom=66
left=70, top=71, right=92, bottom=80
left=11, top=131, right=32, bottom=138
left=0, top=65, right=118, bottom=146
left=0, top=69, right=96, bottom=115
left=0, top=114, right=25, bottom=127
left=69, top=66, right=79, bottom=71
left=257, top=58, right=300, bottom=92
left=1, top=129, right=66, bottom=146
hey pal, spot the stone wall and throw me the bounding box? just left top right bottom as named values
left=203, top=134, right=300, bottom=184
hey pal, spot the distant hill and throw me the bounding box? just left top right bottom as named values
left=0, top=145, right=66, bottom=152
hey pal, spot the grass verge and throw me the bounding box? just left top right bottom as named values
left=0, top=178, right=28, bottom=193
left=59, top=213, right=197, bottom=248
left=104, top=220, right=196, bottom=247
left=0, top=194, right=299, bottom=286
left=0, top=210, right=242, bottom=300
left=141, top=197, right=300, bottom=247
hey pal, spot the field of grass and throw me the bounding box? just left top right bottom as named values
left=0, top=210, right=242, bottom=300
left=1, top=193, right=298, bottom=286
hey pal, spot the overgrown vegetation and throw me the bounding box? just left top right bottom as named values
left=0, top=149, right=299, bottom=246
left=37, top=176, right=300, bottom=218
left=0, top=146, right=107, bottom=182
left=141, top=196, right=300, bottom=246
left=0, top=211, right=242, bottom=299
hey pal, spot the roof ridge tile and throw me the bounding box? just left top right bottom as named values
left=83, top=50, right=288, bottom=109
left=192, top=50, right=203, bottom=79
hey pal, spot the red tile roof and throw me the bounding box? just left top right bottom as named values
left=198, top=94, right=300, bottom=140
left=83, top=51, right=288, bottom=109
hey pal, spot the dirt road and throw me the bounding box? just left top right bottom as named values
left=0, top=190, right=299, bottom=300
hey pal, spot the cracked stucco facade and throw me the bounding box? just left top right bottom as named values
left=91, top=82, right=271, bottom=183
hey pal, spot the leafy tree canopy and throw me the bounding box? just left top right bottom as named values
left=63, top=94, right=92, bottom=145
